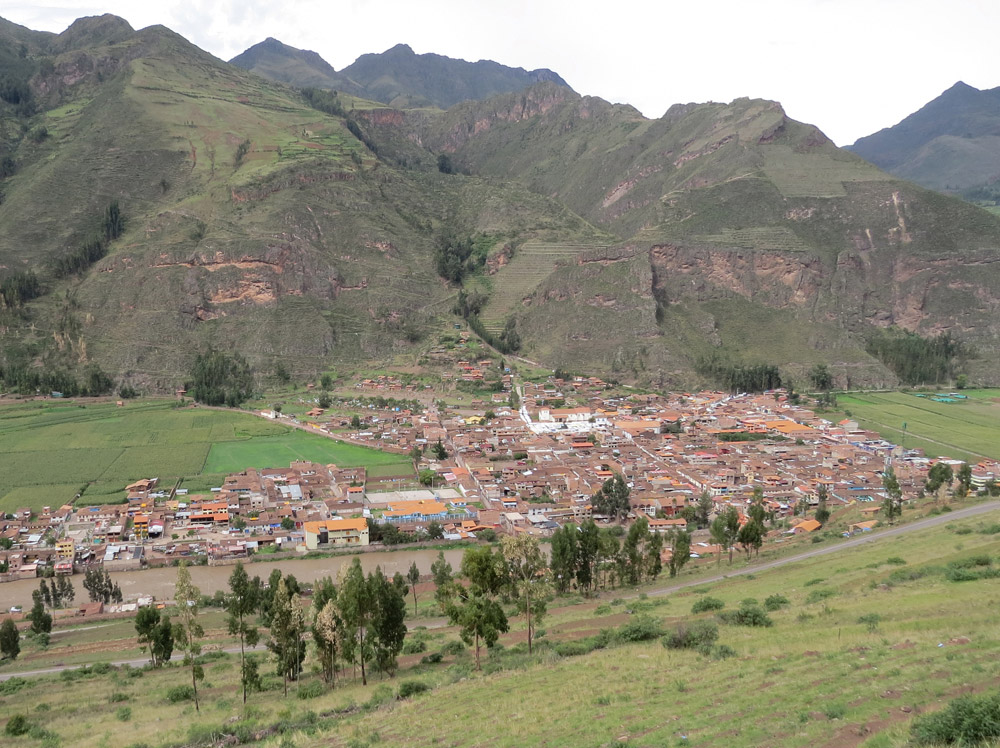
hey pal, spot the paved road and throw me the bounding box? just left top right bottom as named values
left=2, top=500, right=997, bottom=681
left=642, top=498, right=1000, bottom=598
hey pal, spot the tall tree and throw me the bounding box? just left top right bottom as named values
left=313, top=598, right=343, bottom=686
left=500, top=535, right=549, bottom=654
left=591, top=474, right=631, bottom=521
left=549, top=524, right=578, bottom=593
left=447, top=592, right=508, bottom=671
left=267, top=579, right=305, bottom=695
left=710, top=506, right=740, bottom=565
left=737, top=519, right=764, bottom=561
left=622, top=517, right=651, bottom=586
left=667, top=528, right=691, bottom=578
left=174, top=562, right=204, bottom=711
left=407, top=561, right=421, bottom=616
left=695, top=491, right=714, bottom=529
left=27, top=591, right=51, bottom=635
left=576, top=520, right=600, bottom=594
left=226, top=563, right=261, bottom=703
left=430, top=551, right=454, bottom=612
left=135, top=607, right=173, bottom=667
left=370, top=567, right=408, bottom=677
left=338, top=557, right=374, bottom=685
left=815, top=483, right=831, bottom=525
left=956, top=463, right=973, bottom=497
left=882, top=466, right=903, bottom=525
left=0, top=618, right=18, bottom=660
left=925, top=462, right=954, bottom=498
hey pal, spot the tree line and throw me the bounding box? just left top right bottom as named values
left=865, top=328, right=965, bottom=385
left=186, top=349, right=255, bottom=407
left=0, top=362, right=115, bottom=397
left=695, top=355, right=782, bottom=393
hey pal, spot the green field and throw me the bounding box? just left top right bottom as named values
left=0, top=400, right=412, bottom=512
left=204, top=430, right=412, bottom=473
left=835, top=389, right=1000, bottom=462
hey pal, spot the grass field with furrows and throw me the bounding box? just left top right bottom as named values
left=0, top=512, right=999, bottom=747
left=834, top=390, right=1000, bottom=462
left=0, top=399, right=413, bottom=511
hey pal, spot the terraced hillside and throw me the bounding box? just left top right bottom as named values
left=478, top=242, right=608, bottom=334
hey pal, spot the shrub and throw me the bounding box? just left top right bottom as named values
left=617, top=615, right=664, bottom=642
left=594, top=604, right=612, bottom=616
left=805, top=588, right=836, bottom=604
left=0, top=678, right=28, bottom=695
left=858, top=613, right=881, bottom=633
left=402, top=639, right=427, bottom=655
left=116, top=706, right=132, bottom=722
left=397, top=680, right=430, bottom=699
left=440, top=640, right=466, bottom=656
left=296, top=681, right=324, bottom=699
left=699, top=643, right=737, bottom=660
left=420, top=652, right=443, bottom=664
left=764, top=594, right=790, bottom=611
left=663, top=620, right=719, bottom=650
left=109, top=691, right=130, bottom=703
left=978, top=523, right=1000, bottom=535
left=166, top=685, right=196, bottom=703
left=555, top=639, right=598, bottom=657
left=886, top=557, right=907, bottom=565
left=804, top=577, right=825, bottom=586
left=5, top=715, right=30, bottom=736
left=824, top=703, right=847, bottom=720
left=719, top=602, right=773, bottom=627
left=691, top=596, right=725, bottom=614
left=911, top=693, right=1000, bottom=745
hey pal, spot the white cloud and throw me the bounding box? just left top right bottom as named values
left=3, top=0, right=999, bottom=144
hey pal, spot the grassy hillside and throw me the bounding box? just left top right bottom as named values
left=0, top=509, right=999, bottom=746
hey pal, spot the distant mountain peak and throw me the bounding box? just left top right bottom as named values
left=384, top=43, right=414, bottom=55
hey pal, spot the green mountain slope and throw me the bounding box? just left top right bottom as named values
left=231, top=40, right=571, bottom=110
left=849, top=81, right=1000, bottom=192
left=0, top=17, right=599, bottom=391
left=408, top=84, right=1000, bottom=385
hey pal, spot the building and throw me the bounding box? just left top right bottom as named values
left=303, top=518, right=370, bottom=550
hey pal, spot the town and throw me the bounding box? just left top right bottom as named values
left=1, top=363, right=994, bottom=590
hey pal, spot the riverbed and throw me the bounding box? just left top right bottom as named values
left=0, top=547, right=468, bottom=611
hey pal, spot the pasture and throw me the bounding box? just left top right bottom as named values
left=0, top=400, right=412, bottom=512
left=835, top=389, right=1000, bottom=462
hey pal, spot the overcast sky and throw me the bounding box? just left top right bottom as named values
left=4, top=0, right=998, bottom=145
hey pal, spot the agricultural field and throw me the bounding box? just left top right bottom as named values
left=834, top=389, right=1000, bottom=463
left=0, top=511, right=999, bottom=746
left=0, top=400, right=413, bottom=513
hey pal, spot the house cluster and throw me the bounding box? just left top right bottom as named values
left=3, top=377, right=994, bottom=582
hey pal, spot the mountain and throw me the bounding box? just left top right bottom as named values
left=1, top=15, right=999, bottom=393
left=372, top=83, right=1000, bottom=387
left=849, top=82, right=1000, bottom=192
left=340, top=43, right=570, bottom=109
left=230, top=40, right=571, bottom=110
left=0, top=16, right=601, bottom=393
left=228, top=37, right=363, bottom=95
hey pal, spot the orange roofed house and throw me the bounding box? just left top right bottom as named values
left=303, top=518, right=370, bottom=550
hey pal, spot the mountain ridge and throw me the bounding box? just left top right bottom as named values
left=230, top=37, right=572, bottom=110
left=0, top=15, right=998, bottom=393
left=849, top=81, right=1000, bottom=192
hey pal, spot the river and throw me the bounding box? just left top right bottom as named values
left=0, top=547, right=468, bottom=611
